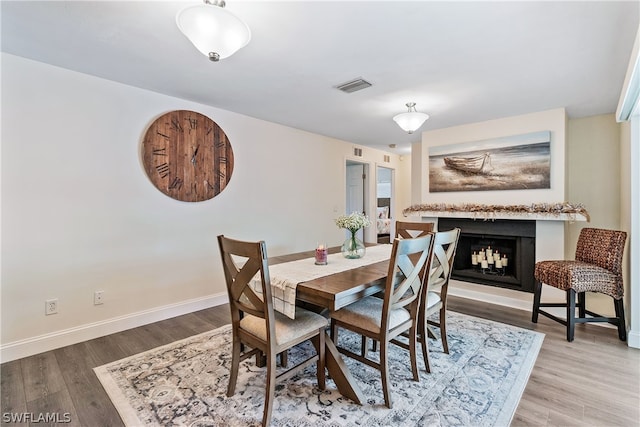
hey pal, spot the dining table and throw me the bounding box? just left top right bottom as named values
left=265, top=244, right=392, bottom=405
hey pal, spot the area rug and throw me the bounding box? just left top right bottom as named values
left=94, top=312, right=543, bottom=426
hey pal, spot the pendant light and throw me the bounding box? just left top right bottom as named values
left=393, top=102, right=429, bottom=134
left=176, top=0, right=251, bottom=62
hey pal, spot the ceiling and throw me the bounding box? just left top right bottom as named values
left=2, top=1, right=638, bottom=155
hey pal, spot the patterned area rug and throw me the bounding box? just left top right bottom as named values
left=94, top=312, right=543, bottom=426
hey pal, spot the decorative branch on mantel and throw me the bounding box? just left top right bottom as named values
left=402, top=202, right=590, bottom=222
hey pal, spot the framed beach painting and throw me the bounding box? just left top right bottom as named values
left=428, top=131, right=551, bottom=192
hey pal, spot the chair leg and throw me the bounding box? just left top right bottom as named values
left=440, top=307, right=449, bottom=354
left=380, top=339, right=393, bottom=409
left=262, top=350, right=277, bottom=427
left=567, top=289, right=576, bottom=342
left=409, top=325, right=419, bottom=382
left=532, top=280, right=542, bottom=323
left=279, top=351, right=288, bottom=368
left=317, top=331, right=326, bottom=390
left=614, top=298, right=627, bottom=341
left=419, top=327, right=431, bottom=374
left=227, top=336, right=241, bottom=397
left=578, top=292, right=586, bottom=318
left=361, top=336, right=369, bottom=358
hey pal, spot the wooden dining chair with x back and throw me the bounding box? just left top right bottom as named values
left=330, top=234, right=435, bottom=408
left=217, top=235, right=328, bottom=426
left=393, top=223, right=460, bottom=373
left=532, top=227, right=627, bottom=342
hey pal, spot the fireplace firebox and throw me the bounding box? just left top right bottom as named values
left=438, top=218, right=536, bottom=293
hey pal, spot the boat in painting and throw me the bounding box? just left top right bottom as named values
left=444, top=153, right=492, bottom=174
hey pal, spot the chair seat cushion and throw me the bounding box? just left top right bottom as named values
left=534, top=260, right=623, bottom=299
left=330, top=296, right=411, bottom=334
left=240, top=307, right=328, bottom=346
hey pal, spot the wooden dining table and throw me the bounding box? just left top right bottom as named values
left=268, top=245, right=390, bottom=405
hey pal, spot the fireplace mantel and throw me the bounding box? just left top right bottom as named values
left=403, top=202, right=590, bottom=222
left=413, top=211, right=588, bottom=222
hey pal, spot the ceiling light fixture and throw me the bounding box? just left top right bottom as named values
left=393, top=102, right=429, bottom=134
left=176, top=0, right=251, bottom=62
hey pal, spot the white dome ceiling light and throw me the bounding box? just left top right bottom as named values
left=176, top=0, right=251, bottom=62
left=393, top=102, right=429, bottom=134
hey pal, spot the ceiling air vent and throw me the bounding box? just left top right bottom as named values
left=335, top=78, right=372, bottom=93
left=354, top=147, right=363, bottom=157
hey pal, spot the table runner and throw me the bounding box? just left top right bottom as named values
left=250, top=244, right=392, bottom=319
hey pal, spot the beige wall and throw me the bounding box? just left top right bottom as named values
left=0, top=53, right=410, bottom=359
left=566, top=114, right=625, bottom=316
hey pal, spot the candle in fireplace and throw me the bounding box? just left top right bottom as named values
left=471, top=252, right=478, bottom=265
left=501, top=255, right=508, bottom=267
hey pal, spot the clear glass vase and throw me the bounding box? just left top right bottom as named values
left=341, top=230, right=366, bottom=259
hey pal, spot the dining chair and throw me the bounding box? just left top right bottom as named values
left=365, top=221, right=435, bottom=355
left=330, top=234, right=435, bottom=408
left=417, top=227, right=460, bottom=372
left=532, top=227, right=627, bottom=342
left=217, top=235, right=328, bottom=426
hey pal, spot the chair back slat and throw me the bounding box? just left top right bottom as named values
left=384, top=234, right=435, bottom=325
left=575, top=228, right=627, bottom=276
left=396, top=221, right=434, bottom=239
left=428, top=228, right=461, bottom=292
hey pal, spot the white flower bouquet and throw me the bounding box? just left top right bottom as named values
left=334, top=212, right=372, bottom=233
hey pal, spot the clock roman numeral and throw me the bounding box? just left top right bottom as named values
left=187, top=117, right=197, bottom=130
left=206, top=126, right=213, bottom=135
left=170, top=118, right=183, bottom=133
left=153, top=148, right=167, bottom=156
left=156, top=131, right=170, bottom=139
left=217, top=170, right=226, bottom=180
left=215, top=141, right=226, bottom=148
left=156, top=162, right=170, bottom=178
left=218, top=156, right=228, bottom=163
left=168, top=177, right=183, bottom=190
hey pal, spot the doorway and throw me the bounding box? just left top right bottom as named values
left=376, top=166, right=394, bottom=243
left=346, top=161, right=369, bottom=242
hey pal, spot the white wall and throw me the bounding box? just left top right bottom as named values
left=566, top=114, right=624, bottom=317
left=0, top=53, right=410, bottom=360
left=418, top=108, right=566, bottom=205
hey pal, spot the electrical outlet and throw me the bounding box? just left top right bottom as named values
left=94, top=290, right=104, bottom=305
left=45, top=299, right=58, bottom=315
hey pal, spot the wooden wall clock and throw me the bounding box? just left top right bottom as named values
left=141, top=110, right=234, bottom=202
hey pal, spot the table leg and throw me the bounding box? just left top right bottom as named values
left=313, top=331, right=364, bottom=405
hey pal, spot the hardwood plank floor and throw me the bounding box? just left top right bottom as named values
left=1, top=296, right=638, bottom=426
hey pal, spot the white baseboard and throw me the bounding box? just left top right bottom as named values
left=627, top=329, right=640, bottom=349
left=0, top=293, right=229, bottom=363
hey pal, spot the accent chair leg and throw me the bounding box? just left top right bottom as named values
left=614, top=298, right=627, bottom=341
left=567, top=289, right=576, bottom=342
left=578, top=292, right=586, bottom=318
left=532, top=280, right=542, bottom=323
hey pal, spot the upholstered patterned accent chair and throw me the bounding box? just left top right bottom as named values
left=330, top=234, right=435, bottom=408
left=217, top=235, right=328, bottom=426
left=532, top=227, right=627, bottom=342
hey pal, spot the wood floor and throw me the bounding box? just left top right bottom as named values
left=2, top=296, right=639, bottom=426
